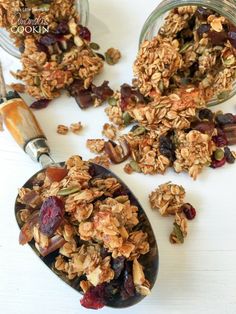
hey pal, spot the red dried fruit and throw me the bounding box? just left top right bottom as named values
left=30, top=99, right=51, bottom=109
left=212, top=128, right=228, bottom=147
left=211, top=157, right=226, bottom=168
left=39, top=196, right=64, bottom=236
left=80, top=285, right=106, bottom=309
left=196, top=7, right=213, bottom=20
left=216, top=113, right=235, bottom=125
left=75, top=89, right=94, bottom=109
left=78, top=25, right=91, bottom=41
left=181, top=203, right=196, bottom=220
left=91, top=81, right=114, bottom=102
left=208, top=31, right=227, bottom=46
left=123, top=262, right=135, bottom=298
left=120, top=84, right=145, bottom=111
left=192, top=121, right=215, bottom=136
left=222, top=124, right=236, bottom=145
left=46, top=167, right=68, bottom=182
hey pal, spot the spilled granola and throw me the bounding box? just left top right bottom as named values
left=134, top=6, right=236, bottom=103
left=149, top=182, right=196, bottom=244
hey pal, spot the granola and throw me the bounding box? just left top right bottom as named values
left=0, top=1, right=104, bottom=100
left=105, top=48, right=122, bottom=65
left=17, top=155, right=152, bottom=307
left=102, top=123, right=117, bottom=140
left=86, top=139, right=105, bottom=154
left=70, top=122, right=83, bottom=134
left=134, top=6, right=236, bottom=103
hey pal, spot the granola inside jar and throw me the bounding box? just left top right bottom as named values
left=138, top=0, right=236, bottom=106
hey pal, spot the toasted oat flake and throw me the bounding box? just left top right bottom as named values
left=87, top=139, right=105, bottom=154
left=70, top=122, right=83, bottom=134
left=102, top=123, right=117, bottom=140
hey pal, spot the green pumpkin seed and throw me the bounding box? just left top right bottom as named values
left=123, top=112, right=132, bottom=126
left=132, top=126, right=146, bottom=136
left=173, top=223, right=184, bottom=243
left=34, top=76, right=40, bottom=86
left=108, top=97, right=117, bottom=106
left=217, top=91, right=230, bottom=101
left=179, top=42, right=193, bottom=53
left=214, top=149, right=224, bottom=161
left=90, top=42, right=100, bottom=50
left=223, top=55, right=235, bottom=67
left=58, top=186, right=80, bottom=196
left=130, top=160, right=141, bottom=173
left=39, top=3, right=51, bottom=10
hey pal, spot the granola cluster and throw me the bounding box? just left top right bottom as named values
left=17, top=156, right=151, bottom=305
left=57, top=122, right=83, bottom=135
left=149, top=182, right=196, bottom=244
left=134, top=6, right=236, bottom=102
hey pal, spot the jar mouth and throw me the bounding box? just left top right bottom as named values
left=139, top=1, right=236, bottom=107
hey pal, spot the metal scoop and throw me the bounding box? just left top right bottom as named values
left=0, top=63, right=158, bottom=308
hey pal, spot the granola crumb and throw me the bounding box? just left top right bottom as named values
left=89, top=154, right=111, bottom=168
left=70, top=122, right=83, bottom=134
left=57, top=125, right=69, bottom=135
left=170, top=213, right=188, bottom=244
left=87, top=139, right=105, bottom=154
left=105, top=48, right=122, bottom=65
left=102, top=123, right=117, bottom=140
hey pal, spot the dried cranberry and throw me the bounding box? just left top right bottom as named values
left=55, top=20, right=69, bottom=35
left=208, top=31, right=228, bottom=46
left=216, top=113, right=235, bottom=125
left=197, top=24, right=210, bottom=37
left=91, top=81, right=114, bottom=102
left=224, top=147, right=235, bottom=164
left=80, top=285, right=106, bottom=309
left=198, top=108, right=213, bottom=121
left=39, top=196, right=64, bottom=236
left=212, top=128, right=228, bottom=147
left=78, top=25, right=91, bottom=41
left=39, top=33, right=58, bottom=46
left=181, top=203, right=196, bottom=220
left=37, top=42, right=49, bottom=55
left=30, top=99, right=51, bottom=109
left=112, top=256, right=125, bottom=279
left=159, top=135, right=176, bottom=162
left=100, top=247, right=110, bottom=259
left=211, top=157, right=226, bottom=168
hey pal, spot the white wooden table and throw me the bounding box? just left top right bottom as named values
left=0, top=1, right=236, bottom=313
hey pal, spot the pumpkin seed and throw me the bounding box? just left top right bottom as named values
left=90, top=42, right=100, bottom=50
left=132, top=126, right=146, bottom=136
left=58, top=186, right=80, bottom=196
left=123, top=112, right=132, bottom=126
left=108, top=97, right=117, bottom=106
left=179, top=42, right=193, bottom=53
left=130, top=160, right=141, bottom=173
left=173, top=223, right=184, bottom=243
left=214, top=149, right=224, bottom=161
left=217, top=91, right=230, bottom=101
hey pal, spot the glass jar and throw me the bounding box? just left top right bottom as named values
left=139, top=0, right=236, bottom=106
left=0, top=0, right=89, bottom=58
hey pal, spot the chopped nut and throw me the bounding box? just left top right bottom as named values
left=57, top=124, right=69, bottom=135
left=102, top=123, right=117, bottom=140
left=70, top=122, right=83, bottom=134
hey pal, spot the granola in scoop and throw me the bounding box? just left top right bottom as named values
left=16, top=156, right=152, bottom=309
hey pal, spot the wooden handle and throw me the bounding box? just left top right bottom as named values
left=0, top=98, right=45, bottom=149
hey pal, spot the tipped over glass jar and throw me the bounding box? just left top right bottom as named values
left=136, top=0, right=236, bottom=106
